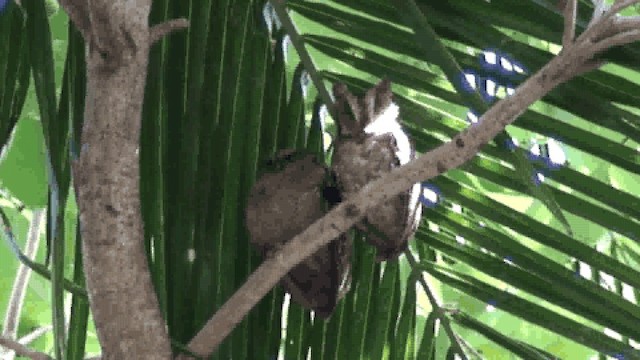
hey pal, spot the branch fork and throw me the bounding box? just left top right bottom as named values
left=56, top=1, right=189, bottom=359
left=59, top=1, right=188, bottom=57
left=180, top=1, right=640, bottom=358
left=48, top=0, right=640, bottom=359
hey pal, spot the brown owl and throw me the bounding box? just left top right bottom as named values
left=245, top=149, right=351, bottom=318
left=331, top=79, right=422, bottom=261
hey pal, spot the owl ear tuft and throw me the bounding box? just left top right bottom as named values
left=375, top=78, right=391, bottom=93
left=362, top=79, right=394, bottom=126
left=332, top=82, right=361, bottom=137
left=372, top=78, right=393, bottom=116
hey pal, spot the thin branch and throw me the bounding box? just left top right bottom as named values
left=405, top=250, right=468, bottom=360
left=454, top=333, right=485, bottom=360
left=0, top=335, right=53, bottom=360
left=2, top=209, right=46, bottom=360
left=592, top=0, right=640, bottom=31
left=610, top=0, right=640, bottom=15
left=149, top=18, right=190, bottom=45
left=18, top=326, right=53, bottom=347
left=581, top=0, right=638, bottom=43
left=268, top=0, right=335, bottom=114
left=611, top=16, right=640, bottom=34
left=562, top=0, right=578, bottom=47
left=589, top=0, right=607, bottom=27
left=58, top=0, right=90, bottom=39
left=0, top=206, right=88, bottom=298
left=591, top=29, right=640, bottom=54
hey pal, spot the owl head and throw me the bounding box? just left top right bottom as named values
left=332, top=78, right=394, bottom=139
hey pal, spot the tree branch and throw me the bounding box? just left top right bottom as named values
left=610, top=0, right=640, bottom=16
left=58, top=0, right=90, bottom=39
left=149, top=18, right=190, bottom=45
left=405, top=250, right=468, bottom=360
left=2, top=209, right=46, bottom=360
left=66, top=1, right=188, bottom=359
left=589, top=0, right=607, bottom=28
left=0, top=335, right=52, bottom=360
left=178, top=3, right=640, bottom=357
left=268, top=0, right=335, bottom=115
left=592, top=29, right=640, bottom=53
left=562, top=0, right=577, bottom=47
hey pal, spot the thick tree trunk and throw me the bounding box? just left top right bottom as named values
left=73, top=35, right=172, bottom=359
left=62, top=1, right=187, bottom=358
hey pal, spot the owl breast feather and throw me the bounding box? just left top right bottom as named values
left=245, top=150, right=352, bottom=317
left=331, top=80, right=422, bottom=261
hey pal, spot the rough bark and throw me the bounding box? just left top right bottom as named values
left=59, top=1, right=187, bottom=358
left=45, top=0, right=640, bottom=359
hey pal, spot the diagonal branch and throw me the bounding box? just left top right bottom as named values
left=592, top=29, right=640, bottom=53
left=177, top=1, right=640, bottom=357
left=149, top=18, right=190, bottom=45
left=268, top=0, right=335, bottom=114
left=2, top=209, right=46, bottom=360
left=610, top=0, right=640, bottom=15
left=0, top=335, right=52, bottom=360
left=58, top=0, right=90, bottom=39
left=562, top=0, right=578, bottom=47
left=588, top=0, right=607, bottom=27
left=405, top=250, right=468, bottom=360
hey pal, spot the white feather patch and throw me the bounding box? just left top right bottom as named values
left=364, top=103, right=412, bottom=165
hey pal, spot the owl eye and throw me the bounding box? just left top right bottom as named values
left=330, top=80, right=422, bottom=262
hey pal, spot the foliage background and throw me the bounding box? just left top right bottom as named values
left=0, top=0, right=639, bottom=359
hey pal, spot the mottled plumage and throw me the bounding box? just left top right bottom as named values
left=331, top=79, right=422, bottom=261
left=245, top=150, right=351, bottom=318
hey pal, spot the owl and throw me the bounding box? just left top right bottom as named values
left=331, top=79, right=422, bottom=261
left=245, top=149, right=352, bottom=318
